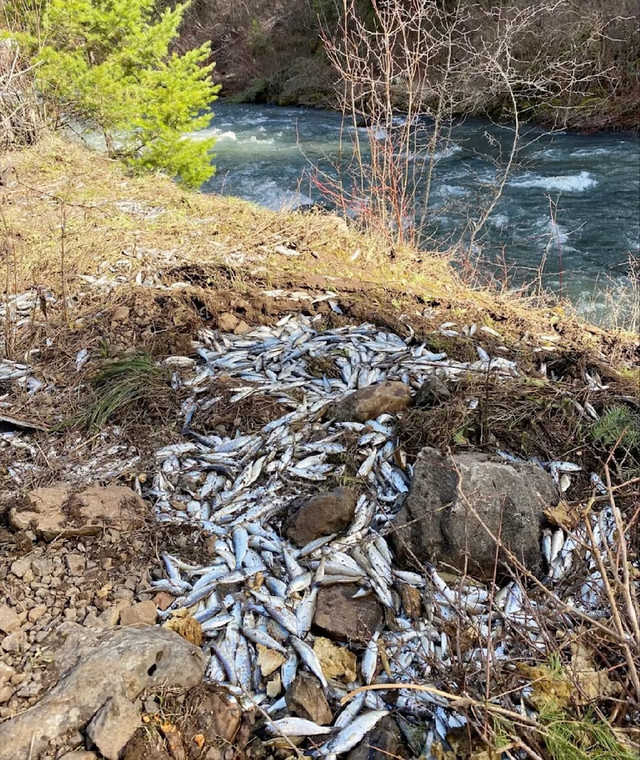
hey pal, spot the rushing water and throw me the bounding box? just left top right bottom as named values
left=196, top=102, right=639, bottom=316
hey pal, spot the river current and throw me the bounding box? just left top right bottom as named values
left=195, top=102, right=639, bottom=319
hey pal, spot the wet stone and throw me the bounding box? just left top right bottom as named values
left=313, top=584, right=384, bottom=643
left=284, top=487, right=357, bottom=546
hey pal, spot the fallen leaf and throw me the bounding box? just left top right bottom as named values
left=544, top=500, right=582, bottom=530
left=313, top=636, right=357, bottom=682
left=193, top=734, right=205, bottom=748
left=267, top=671, right=282, bottom=698
left=569, top=641, right=621, bottom=702
left=247, top=571, right=264, bottom=591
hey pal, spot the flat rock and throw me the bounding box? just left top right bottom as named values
left=87, top=694, right=140, bottom=760
left=313, top=584, right=384, bottom=643
left=391, top=447, right=559, bottom=579
left=9, top=484, right=146, bottom=540
left=0, top=624, right=205, bottom=760
left=327, top=381, right=411, bottom=423
left=0, top=605, right=20, bottom=634
left=119, top=601, right=157, bottom=627
left=286, top=672, right=333, bottom=725
left=153, top=592, right=175, bottom=611
left=66, top=553, right=86, bottom=575
left=233, top=320, right=251, bottom=335
left=284, top=487, right=357, bottom=546
left=347, top=716, right=405, bottom=760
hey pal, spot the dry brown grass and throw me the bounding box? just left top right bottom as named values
left=0, top=133, right=633, bottom=353
left=0, top=132, right=637, bottom=431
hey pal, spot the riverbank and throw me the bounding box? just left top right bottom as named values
left=196, top=101, right=640, bottom=320
left=0, top=135, right=639, bottom=759
left=178, top=1, right=640, bottom=132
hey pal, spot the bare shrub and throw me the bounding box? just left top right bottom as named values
left=0, top=39, right=44, bottom=152
left=317, top=0, right=634, bottom=254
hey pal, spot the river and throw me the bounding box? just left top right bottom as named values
left=195, top=102, right=639, bottom=320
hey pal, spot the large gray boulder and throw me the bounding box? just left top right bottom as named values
left=391, top=447, right=559, bottom=579
left=0, top=624, right=205, bottom=760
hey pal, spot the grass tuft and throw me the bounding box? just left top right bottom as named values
left=592, top=405, right=640, bottom=451
left=82, top=355, right=166, bottom=431
left=539, top=705, right=637, bottom=760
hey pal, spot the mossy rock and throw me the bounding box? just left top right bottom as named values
left=269, top=57, right=333, bottom=107
left=226, top=77, right=270, bottom=104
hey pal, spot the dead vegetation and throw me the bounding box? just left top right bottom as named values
left=397, top=373, right=640, bottom=472
left=0, top=39, right=43, bottom=152
left=0, top=134, right=636, bottom=492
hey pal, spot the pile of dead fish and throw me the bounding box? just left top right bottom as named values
left=143, top=314, right=618, bottom=757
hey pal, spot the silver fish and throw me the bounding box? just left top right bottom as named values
left=361, top=631, right=379, bottom=685
left=233, top=526, right=249, bottom=568
left=281, top=652, right=298, bottom=690
left=291, top=636, right=327, bottom=688
left=241, top=627, right=288, bottom=655
left=320, top=710, right=389, bottom=755
left=269, top=717, right=331, bottom=736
